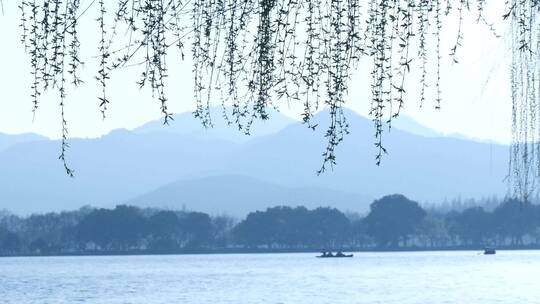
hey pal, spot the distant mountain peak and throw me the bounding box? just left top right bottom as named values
left=0, top=109, right=509, bottom=215
left=390, top=115, right=442, bottom=138
left=0, top=132, right=48, bottom=152
left=127, top=174, right=372, bottom=216
left=134, top=106, right=296, bottom=143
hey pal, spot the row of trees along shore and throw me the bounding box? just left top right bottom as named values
left=2, top=194, right=540, bottom=256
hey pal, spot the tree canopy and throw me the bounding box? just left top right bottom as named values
left=9, top=0, right=540, bottom=198
left=3, top=197, right=540, bottom=255
left=365, top=194, right=426, bottom=247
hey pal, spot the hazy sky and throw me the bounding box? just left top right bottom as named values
left=0, top=1, right=512, bottom=143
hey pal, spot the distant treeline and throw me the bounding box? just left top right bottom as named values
left=2, top=194, right=540, bottom=256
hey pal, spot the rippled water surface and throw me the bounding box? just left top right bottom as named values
left=1, top=251, right=539, bottom=303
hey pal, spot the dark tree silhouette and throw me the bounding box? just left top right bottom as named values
left=0, top=228, right=22, bottom=254
left=492, top=199, right=536, bottom=245
left=233, top=206, right=350, bottom=249
left=178, top=212, right=214, bottom=247
left=147, top=211, right=182, bottom=250
left=451, top=207, right=492, bottom=246
left=77, top=205, right=146, bottom=250
left=1, top=198, right=540, bottom=256
left=418, top=215, right=449, bottom=248
left=365, top=194, right=426, bottom=248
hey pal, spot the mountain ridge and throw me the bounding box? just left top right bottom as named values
left=127, top=174, right=373, bottom=216
left=0, top=109, right=509, bottom=215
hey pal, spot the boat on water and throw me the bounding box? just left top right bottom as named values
left=316, top=251, right=353, bottom=258
left=484, top=248, right=496, bottom=255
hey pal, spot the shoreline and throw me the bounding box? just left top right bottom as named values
left=3, top=246, right=540, bottom=258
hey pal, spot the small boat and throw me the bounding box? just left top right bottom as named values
left=316, top=252, right=353, bottom=258
left=484, top=248, right=496, bottom=255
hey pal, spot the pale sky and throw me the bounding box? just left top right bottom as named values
left=0, top=1, right=512, bottom=143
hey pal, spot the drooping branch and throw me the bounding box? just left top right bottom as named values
left=13, top=0, right=540, bottom=202
left=506, top=0, right=540, bottom=201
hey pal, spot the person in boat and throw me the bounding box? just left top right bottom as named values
left=336, top=251, right=345, bottom=257
left=484, top=247, right=496, bottom=255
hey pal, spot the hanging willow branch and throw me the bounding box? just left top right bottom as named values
left=504, top=0, right=540, bottom=201
left=13, top=0, right=540, bottom=200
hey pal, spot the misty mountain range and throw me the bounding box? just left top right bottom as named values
left=0, top=108, right=509, bottom=216
left=0, top=132, right=47, bottom=152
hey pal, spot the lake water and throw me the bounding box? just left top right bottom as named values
left=0, top=251, right=539, bottom=303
